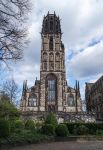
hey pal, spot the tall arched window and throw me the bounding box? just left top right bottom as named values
left=50, top=20, right=53, bottom=31
left=49, top=36, right=53, bottom=50
left=46, top=74, right=57, bottom=102
left=55, top=52, right=60, bottom=61
left=28, top=94, right=37, bottom=107
left=56, top=20, right=58, bottom=32
left=67, top=94, right=75, bottom=107
left=43, top=52, right=47, bottom=61
left=49, top=53, right=54, bottom=61
left=45, top=19, right=48, bottom=32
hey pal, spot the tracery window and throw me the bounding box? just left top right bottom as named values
left=28, top=94, right=37, bottom=107
left=49, top=53, right=54, bottom=61
left=55, top=62, right=60, bottom=70
left=55, top=20, right=58, bottom=32
left=43, top=62, right=47, bottom=70
left=46, top=74, right=57, bottom=102
left=67, top=94, right=75, bottom=107
left=49, top=36, right=53, bottom=50
left=56, top=53, right=60, bottom=61
left=45, top=19, right=48, bottom=32
left=43, top=52, right=47, bottom=61
left=50, top=21, right=53, bottom=31
left=49, top=62, right=54, bottom=70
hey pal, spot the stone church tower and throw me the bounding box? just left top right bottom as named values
left=20, top=12, right=81, bottom=114
left=40, top=12, right=66, bottom=112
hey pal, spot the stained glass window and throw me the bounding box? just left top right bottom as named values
left=47, top=80, right=56, bottom=101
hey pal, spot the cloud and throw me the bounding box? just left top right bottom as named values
left=69, top=40, right=103, bottom=78
left=1, top=0, right=103, bottom=99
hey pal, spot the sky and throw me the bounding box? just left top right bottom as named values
left=1, top=0, right=103, bottom=99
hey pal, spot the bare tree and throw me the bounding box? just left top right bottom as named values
left=0, top=90, right=10, bottom=102
left=3, top=79, right=20, bottom=105
left=0, top=0, right=31, bottom=65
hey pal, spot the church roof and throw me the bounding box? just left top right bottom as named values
left=35, top=80, right=40, bottom=85
left=68, top=86, right=75, bottom=92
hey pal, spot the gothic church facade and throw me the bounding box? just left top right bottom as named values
left=21, top=12, right=81, bottom=113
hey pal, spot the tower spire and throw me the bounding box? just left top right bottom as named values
left=75, top=80, right=78, bottom=113
left=78, top=80, right=81, bottom=97
left=78, top=81, right=80, bottom=91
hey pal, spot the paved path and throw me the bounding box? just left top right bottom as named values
left=2, top=141, right=103, bottom=150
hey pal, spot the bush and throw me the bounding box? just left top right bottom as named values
left=1, top=131, right=53, bottom=145
left=14, top=120, right=24, bottom=132
left=65, top=123, right=103, bottom=135
left=9, top=120, right=15, bottom=133
left=25, top=119, right=35, bottom=132
left=41, top=124, right=55, bottom=136
left=35, top=121, right=43, bottom=129
left=45, top=113, right=58, bottom=127
left=72, top=125, right=78, bottom=135
left=0, top=119, right=10, bottom=138
left=65, top=123, right=80, bottom=134
left=85, top=123, right=97, bottom=134
left=55, top=124, right=69, bottom=137
left=0, top=100, right=20, bottom=120
left=96, top=130, right=103, bottom=136
left=77, top=125, right=89, bottom=135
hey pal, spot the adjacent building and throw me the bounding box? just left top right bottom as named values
left=20, top=12, right=81, bottom=116
left=85, top=76, right=103, bottom=121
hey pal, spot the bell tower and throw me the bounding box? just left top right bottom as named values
left=40, top=12, right=66, bottom=112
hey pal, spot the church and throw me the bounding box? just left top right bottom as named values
left=20, top=12, right=81, bottom=115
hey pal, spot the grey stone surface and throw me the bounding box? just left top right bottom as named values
left=3, top=141, right=103, bottom=150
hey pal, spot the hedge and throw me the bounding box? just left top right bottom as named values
left=55, top=124, right=69, bottom=137
left=0, top=119, right=10, bottom=138
left=65, top=122, right=103, bottom=135
left=41, top=124, right=55, bottom=136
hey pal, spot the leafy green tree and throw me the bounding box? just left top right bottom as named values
left=45, top=113, right=58, bottom=127
left=0, top=97, right=20, bottom=120
left=0, top=119, right=10, bottom=138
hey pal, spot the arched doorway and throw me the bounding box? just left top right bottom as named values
left=45, top=74, right=57, bottom=112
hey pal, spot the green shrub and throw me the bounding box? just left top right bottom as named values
left=65, top=123, right=103, bottom=135
left=65, top=123, right=80, bottom=134
left=96, top=130, right=103, bottom=136
left=0, top=119, right=10, bottom=138
left=0, top=100, right=20, bottom=120
left=35, top=121, right=43, bottom=129
left=9, top=120, right=15, bottom=133
left=55, top=124, right=69, bottom=137
left=97, top=123, right=103, bottom=130
left=45, top=113, right=58, bottom=127
left=85, top=123, right=97, bottom=134
left=14, top=120, right=24, bottom=131
left=41, top=124, right=55, bottom=136
left=77, top=125, right=89, bottom=135
left=72, top=125, right=78, bottom=135
left=25, top=119, right=35, bottom=132
left=3, top=131, right=52, bottom=145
